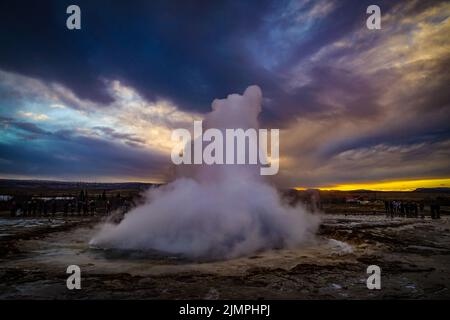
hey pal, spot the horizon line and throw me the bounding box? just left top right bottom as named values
left=295, top=178, right=450, bottom=192
left=1, top=177, right=450, bottom=192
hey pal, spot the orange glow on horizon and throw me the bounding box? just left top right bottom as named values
left=295, top=178, right=450, bottom=192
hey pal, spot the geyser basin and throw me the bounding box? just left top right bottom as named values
left=3, top=214, right=449, bottom=299
left=90, top=86, right=320, bottom=259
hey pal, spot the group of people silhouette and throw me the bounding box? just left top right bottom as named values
left=384, top=200, right=441, bottom=219
left=8, top=190, right=132, bottom=218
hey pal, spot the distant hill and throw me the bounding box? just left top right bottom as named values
left=0, top=179, right=160, bottom=191
left=415, top=187, right=450, bottom=193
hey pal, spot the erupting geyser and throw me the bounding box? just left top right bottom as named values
left=90, top=86, right=320, bottom=259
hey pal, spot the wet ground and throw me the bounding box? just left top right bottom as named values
left=0, top=214, right=449, bottom=299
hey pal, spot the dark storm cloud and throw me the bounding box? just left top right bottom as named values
left=272, top=0, right=444, bottom=73
left=0, top=1, right=113, bottom=104
left=0, top=0, right=278, bottom=111
left=0, top=114, right=168, bottom=180
left=92, top=126, right=146, bottom=145
left=0, top=0, right=445, bottom=116
left=0, top=0, right=394, bottom=115
left=264, top=65, right=385, bottom=128
left=0, top=0, right=449, bottom=184
left=0, top=116, right=51, bottom=136
left=0, top=127, right=169, bottom=180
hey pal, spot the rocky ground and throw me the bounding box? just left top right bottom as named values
left=0, top=214, right=449, bottom=299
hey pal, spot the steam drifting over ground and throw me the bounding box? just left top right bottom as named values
left=90, top=86, right=319, bottom=259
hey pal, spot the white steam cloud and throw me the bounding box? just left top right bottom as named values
left=90, top=86, right=319, bottom=259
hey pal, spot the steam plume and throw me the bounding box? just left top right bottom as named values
left=90, top=86, right=319, bottom=259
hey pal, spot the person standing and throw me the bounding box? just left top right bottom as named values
left=52, top=200, right=57, bottom=216
left=43, top=200, right=48, bottom=216
left=83, top=201, right=88, bottom=215
left=10, top=200, right=17, bottom=217
left=419, top=202, right=425, bottom=219
left=106, top=200, right=111, bottom=215
left=63, top=201, right=68, bottom=216
left=32, top=200, right=37, bottom=216
left=23, top=200, right=29, bottom=217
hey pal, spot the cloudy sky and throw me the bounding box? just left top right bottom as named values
left=0, top=0, right=449, bottom=189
